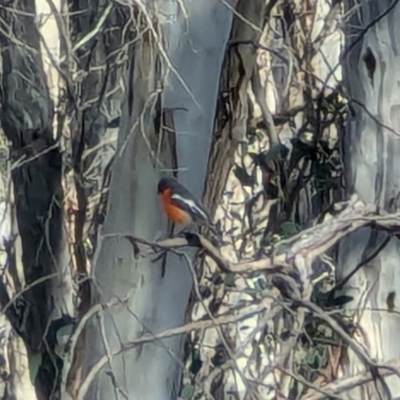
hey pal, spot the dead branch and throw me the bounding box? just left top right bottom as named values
left=302, top=357, right=400, bottom=400
left=76, top=297, right=272, bottom=400
left=108, top=194, right=400, bottom=276
left=78, top=197, right=400, bottom=398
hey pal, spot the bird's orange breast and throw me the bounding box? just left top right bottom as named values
left=161, top=189, right=192, bottom=225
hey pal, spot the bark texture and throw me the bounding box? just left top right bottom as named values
left=0, top=0, right=237, bottom=398
left=338, top=1, right=400, bottom=398
left=82, top=1, right=236, bottom=400
left=182, top=0, right=345, bottom=398
left=0, top=1, right=74, bottom=398
left=3, top=0, right=398, bottom=399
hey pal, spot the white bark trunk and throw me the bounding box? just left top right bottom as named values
left=82, top=2, right=236, bottom=399
left=339, top=1, right=400, bottom=398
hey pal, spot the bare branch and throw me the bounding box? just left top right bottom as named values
left=107, top=195, right=400, bottom=277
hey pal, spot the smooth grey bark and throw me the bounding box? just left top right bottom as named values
left=339, top=1, right=400, bottom=398
left=158, top=0, right=236, bottom=195
left=83, top=2, right=235, bottom=399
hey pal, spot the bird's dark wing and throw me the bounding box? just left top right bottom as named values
left=170, top=192, right=210, bottom=224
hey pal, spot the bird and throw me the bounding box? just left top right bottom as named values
left=157, top=177, right=217, bottom=234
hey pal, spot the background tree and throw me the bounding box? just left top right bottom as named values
left=0, top=1, right=399, bottom=400
left=182, top=0, right=347, bottom=398
left=337, top=0, right=400, bottom=398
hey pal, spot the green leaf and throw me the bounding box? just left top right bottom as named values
left=224, top=273, right=235, bottom=287
left=256, top=143, right=288, bottom=166
left=29, top=352, right=42, bottom=384
left=265, top=144, right=285, bottom=161
left=180, top=385, right=195, bottom=399
left=279, top=221, right=300, bottom=236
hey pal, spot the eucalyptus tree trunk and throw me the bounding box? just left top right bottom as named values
left=0, top=0, right=236, bottom=399
left=82, top=1, right=237, bottom=399
left=0, top=0, right=74, bottom=398
left=338, top=1, right=400, bottom=398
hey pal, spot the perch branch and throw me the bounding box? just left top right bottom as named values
left=109, top=194, right=400, bottom=275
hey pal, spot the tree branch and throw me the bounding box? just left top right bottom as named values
left=109, top=194, right=400, bottom=277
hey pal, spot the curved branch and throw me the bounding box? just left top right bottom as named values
left=109, top=195, right=400, bottom=276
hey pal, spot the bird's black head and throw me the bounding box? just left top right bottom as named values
left=157, top=177, right=177, bottom=194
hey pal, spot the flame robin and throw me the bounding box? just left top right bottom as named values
left=157, top=177, right=217, bottom=234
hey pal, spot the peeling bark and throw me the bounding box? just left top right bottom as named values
left=183, top=0, right=346, bottom=398
left=205, top=0, right=266, bottom=213
left=338, top=1, right=400, bottom=398
left=0, top=1, right=74, bottom=397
